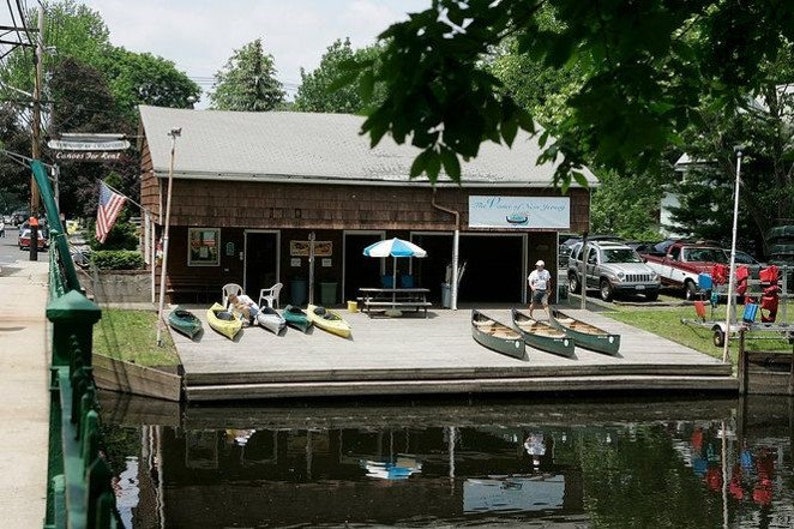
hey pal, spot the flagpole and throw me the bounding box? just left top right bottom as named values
left=156, top=127, right=182, bottom=347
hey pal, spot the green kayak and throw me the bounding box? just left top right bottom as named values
left=167, top=306, right=203, bottom=339
left=282, top=305, right=312, bottom=333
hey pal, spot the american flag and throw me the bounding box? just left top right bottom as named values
left=95, top=181, right=127, bottom=243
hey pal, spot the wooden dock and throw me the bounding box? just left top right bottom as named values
left=171, top=307, right=737, bottom=401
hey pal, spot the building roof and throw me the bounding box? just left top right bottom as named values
left=139, top=105, right=598, bottom=187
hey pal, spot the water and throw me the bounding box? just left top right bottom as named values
left=101, top=395, right=794, bottom=528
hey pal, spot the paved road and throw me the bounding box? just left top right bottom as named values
left=0, top=231, right=50, bottom=528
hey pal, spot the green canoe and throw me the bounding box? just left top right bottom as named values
left=471, top=309, right=526, bottom=360
left=511, top=308, right=575, bottom=358
left=549, top=308, right=620, bottom=355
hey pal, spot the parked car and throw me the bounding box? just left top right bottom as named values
left=729, top=249, right=765, bottom=279
left=567, top=240, right=661, bottom=301
left=18, top=228, right=48, bottom=250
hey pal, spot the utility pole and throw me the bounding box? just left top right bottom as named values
left=29, top=4, right=44, bottom=261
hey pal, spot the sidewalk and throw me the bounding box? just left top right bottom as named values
left=0, top=257, right=50, bottom=528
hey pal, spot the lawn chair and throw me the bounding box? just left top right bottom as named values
left=222, top=283, right=243, bottom=309
left=258, top=282, right=283, bottom=309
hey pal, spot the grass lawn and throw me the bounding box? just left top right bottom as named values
left=602, top=298, right=793, bottom=365
left=93, top=308, right=181, bottom=367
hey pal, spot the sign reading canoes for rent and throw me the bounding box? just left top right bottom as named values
left=468, top=196, right=570, bottom=229
left=47, top=133, right=130, bottom=162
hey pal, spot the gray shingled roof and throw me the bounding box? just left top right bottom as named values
left=139, top=105, right=598, bottom=187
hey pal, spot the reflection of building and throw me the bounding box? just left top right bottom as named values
left=153, top=425, right=584, bottom=527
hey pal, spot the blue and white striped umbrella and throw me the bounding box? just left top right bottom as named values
left=362, top=237, right=427, bottom=258
left=363, top=238, right=427, bottom=294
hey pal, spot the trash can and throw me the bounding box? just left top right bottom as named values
left=290, top=279, right=307, bottom=306
left=347, top=300, right=358, bottom=313
left=320, top=282, right=337, bottom=306
left=441, top=283, right=451, bottom=308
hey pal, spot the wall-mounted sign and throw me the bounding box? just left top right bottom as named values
left=47, top=133, right=130, bottom=163
left=321, top=258, right=332, bottom=267
left=290, top=240, right=333, bottom=257
left=188, top=228, right=220, bottom=267
left=468, top=196, right=570, bottom=229
left=290, top=258, right=302, bottom=267
left=225, top=242, right=235, bottom=256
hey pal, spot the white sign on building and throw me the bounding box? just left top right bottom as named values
left=468, top=196, right=570, bottom=229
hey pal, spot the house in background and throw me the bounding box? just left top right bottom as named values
left=137, top=106, right=597, bottom=306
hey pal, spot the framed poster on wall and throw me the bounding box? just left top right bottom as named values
left=188, top=227, right=221, bottom=266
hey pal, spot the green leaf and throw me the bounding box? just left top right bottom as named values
left=501, top=117, right=518, bottom=146
left=410, top=148, right=432, bottom=178
left=440, top=147, right=461, bottom=181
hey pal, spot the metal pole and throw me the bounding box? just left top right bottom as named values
left=156, top=128, right=181, bottom=346
left=451, top=229, right=459, bottom=310
left=580, top=232, right=588, bottom=310
left=722, top=147, right=744, bottom=363
left=308, top=231, right=316, bottom=304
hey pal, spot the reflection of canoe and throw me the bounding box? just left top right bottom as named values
left=256, top=306, right=286, bottom=334
left=471, top=310, right=525, bottom=359
left=207, top=302, right=242, bottom=340
left=506, top=214, right=528, bottom=225
left=306, top=304, right=351, bottom=338
left=282, top=305, right=312, bottom=332
left=167, top=306, right=203, bottom=339
left=549, top=309, right=620, bottom=355
left=511, top=308, right=575, bottom=357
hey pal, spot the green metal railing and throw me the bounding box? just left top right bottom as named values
left=31, top=161, right=119, bottom=529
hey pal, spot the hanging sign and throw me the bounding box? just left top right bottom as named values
left=47, top=133, right=130, bottom=162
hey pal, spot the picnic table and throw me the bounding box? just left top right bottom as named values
left=357, top=287, right=432, bottom=318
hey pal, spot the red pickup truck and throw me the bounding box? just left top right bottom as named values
left=641, top=242, right=728, bottom=300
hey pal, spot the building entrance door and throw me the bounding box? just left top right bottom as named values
left=245, top=231, right=279, bottom=300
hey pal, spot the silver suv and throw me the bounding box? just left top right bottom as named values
left=567, top=241, right=661, bottom=301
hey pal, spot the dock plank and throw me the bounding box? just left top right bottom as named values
left=173, top=307, right=736, bottom=400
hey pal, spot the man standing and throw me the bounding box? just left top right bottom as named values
left=528, top=259, right=552, bottom=319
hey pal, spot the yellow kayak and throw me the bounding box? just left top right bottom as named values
left=207, top=302, right=242, bottom=340
left=306, top=304, right=352, bottom=338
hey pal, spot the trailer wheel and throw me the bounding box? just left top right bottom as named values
left=712, top=328, right=725, bottom=347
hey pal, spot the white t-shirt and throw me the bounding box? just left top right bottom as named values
left=528, top=269, right=551, bottom=291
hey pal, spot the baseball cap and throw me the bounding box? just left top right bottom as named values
left=535, top=260, right=545, bottom=266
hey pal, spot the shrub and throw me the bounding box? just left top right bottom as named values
left=92, top=250, right=144, bottom=270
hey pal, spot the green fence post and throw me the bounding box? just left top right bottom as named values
left=46, top=290, right=101, bottom=369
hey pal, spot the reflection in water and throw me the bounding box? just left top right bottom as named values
left=100, top=395, right=794, bottom=529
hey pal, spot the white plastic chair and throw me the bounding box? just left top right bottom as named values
left=258, top=282, right=283, bottom=309
left=221, top=283, right=243, bottom=308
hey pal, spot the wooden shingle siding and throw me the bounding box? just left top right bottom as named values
left=140, top=173, right=590, bottom=233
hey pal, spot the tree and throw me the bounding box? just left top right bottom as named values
left=0, top=104, right=33, bottom=211
left=210, top=38, right=284, bottom=111
left=353, top=1, right=794, bottom=186
left=99, top=48, right=201, bottom=123
left=0, top=0, right=200, bottom=219
left=294, top=38, right=384, bottom=114
left=665, top=82, right=794, bottom=256
left=47, top=57, right=129, bottom=218
left=489, top=17, right=666, bottom=238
